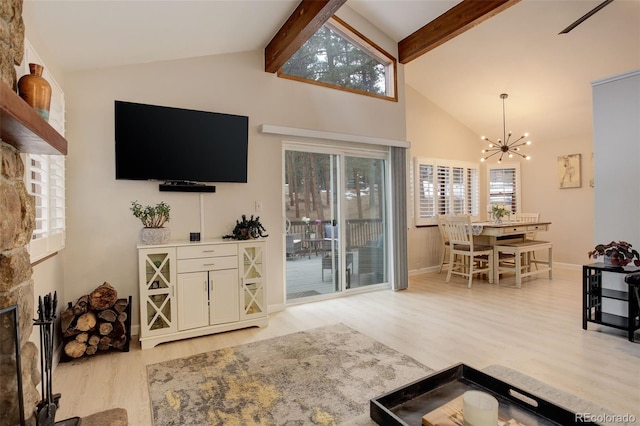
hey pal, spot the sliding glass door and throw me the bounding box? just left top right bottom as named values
left=344, top=156, right=387, bottom=288
left=285, top=150, right=341, bottom=299
left=284, top=146, right=388, bottom=301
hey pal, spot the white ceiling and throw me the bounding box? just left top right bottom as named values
left=23, top=0, right=640, bottom=147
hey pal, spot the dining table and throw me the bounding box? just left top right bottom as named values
left=471, top=220, right=551, bottom=246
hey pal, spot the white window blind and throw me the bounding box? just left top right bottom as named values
left=487, top=163, right=520, bottom=214
left=26, top=155, right=66, bottom=262
left=414, top=158, right=479, bottom=226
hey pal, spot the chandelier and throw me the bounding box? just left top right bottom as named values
left=480, top=93, right=531, bottom=163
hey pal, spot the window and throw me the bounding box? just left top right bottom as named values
left=25, top=154, right=66, bottom=262
left=487, top=163, right=520, bottom=215
left=414, top=158, right=479, bottom=226
left=279, top=16, right=397, bottom=101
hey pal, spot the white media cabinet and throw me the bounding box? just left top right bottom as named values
left=137, top=239, right=267, bottom=349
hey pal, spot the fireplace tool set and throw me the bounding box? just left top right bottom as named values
left=34, top=292, right=80, bottom=426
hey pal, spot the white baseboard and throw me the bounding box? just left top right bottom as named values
left=409, top=266, right=440, bottom=275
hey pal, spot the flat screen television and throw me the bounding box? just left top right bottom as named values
left=115, top=101, right=248, bottom=183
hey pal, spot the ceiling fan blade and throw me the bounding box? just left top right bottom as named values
left=559, top=0, right=614, bottom=34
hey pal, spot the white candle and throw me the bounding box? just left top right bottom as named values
left=463, top=390, right=499, bottom=426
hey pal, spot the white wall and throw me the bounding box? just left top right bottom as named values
left=405, top=85, right=481, bottom=271
left=59, top=50, right=406, bottom=328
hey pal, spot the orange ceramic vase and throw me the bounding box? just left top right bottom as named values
left=18, top=63, right=52, bottom=122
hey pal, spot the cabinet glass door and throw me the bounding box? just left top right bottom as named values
left=143, top=252, right=175, bottom=332
left=241, top=245, right=265, bottom=318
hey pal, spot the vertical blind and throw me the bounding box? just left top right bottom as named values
left=391, top=147, right=408, bottom=290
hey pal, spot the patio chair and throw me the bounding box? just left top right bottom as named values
left=286, top=233, right=302, bottom=259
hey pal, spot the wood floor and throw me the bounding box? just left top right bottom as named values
left=52, top=267, right=640, bottom=425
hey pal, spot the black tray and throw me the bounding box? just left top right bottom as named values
left=370, top=363, right=599, bottom=425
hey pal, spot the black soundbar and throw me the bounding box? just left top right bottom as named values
left=159, top=182, right=216, bottom=193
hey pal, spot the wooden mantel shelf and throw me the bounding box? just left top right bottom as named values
left=0, top=81, right=67, bottom=155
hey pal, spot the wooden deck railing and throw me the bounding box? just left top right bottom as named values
left=287, top=218, right=383, bottom=250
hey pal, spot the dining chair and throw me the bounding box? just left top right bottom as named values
left=514, top=212, right=540, bottom=238
left=436, top=215, right=451, bottom=273
left=514, top=212, right=541, bottom=268
left=443, top=215, right=494, bottom=288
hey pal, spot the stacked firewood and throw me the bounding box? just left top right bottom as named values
left=60, top=282, right=130, bottom=360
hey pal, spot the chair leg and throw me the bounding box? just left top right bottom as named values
left=439, top=246, right=446, bottom=273
left=445, top=250, right=455, bottom=283
left=488, top=251, right=494, bottom=284
left=515, top=250, right=522, bottom=288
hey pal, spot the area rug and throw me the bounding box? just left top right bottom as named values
left=146, top=323, right=433, bottom=425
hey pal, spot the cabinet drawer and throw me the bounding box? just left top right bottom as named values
left=526, top=224, right=547, bottom=232
left=502, top=225, right=528, bottom=234
left=177, top=256, right=238, bottom=273
left=177, top=244, right=237, bottom=259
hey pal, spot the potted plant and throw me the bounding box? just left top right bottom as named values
left=223, top=214, right=268, bottom=240
left=491, top=204, right=510, bottom=223
left=588, top=240, right=640, bottom=266
left=130, top=201, right=171, bottom=245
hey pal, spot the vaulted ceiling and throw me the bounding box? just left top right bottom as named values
left=22, top=0, right=640, bottom=146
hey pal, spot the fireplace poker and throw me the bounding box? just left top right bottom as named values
left=35, top=292, right=58, bottom=425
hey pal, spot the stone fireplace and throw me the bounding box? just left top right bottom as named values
left=1, top=1, right=65, bottom=424
left=0, top=143, right=41, bottom=425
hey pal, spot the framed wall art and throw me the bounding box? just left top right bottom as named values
left=558, top=154, right=581, bottom=189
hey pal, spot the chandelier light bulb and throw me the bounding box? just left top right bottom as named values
left=479, top=93, right=532, bottom=162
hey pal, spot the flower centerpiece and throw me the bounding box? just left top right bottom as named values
left=491, top=204, right=510, bottom=223
left=301, top=216, right=312, bottom=237
left=588, top=241, right=640, bottom=266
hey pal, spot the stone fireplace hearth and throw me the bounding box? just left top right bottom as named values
left=0, top=142, right=41, bottom=425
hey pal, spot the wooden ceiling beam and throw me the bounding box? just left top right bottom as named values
left=265, top=0, right=347, bottom=73
left=398, top=0, right=521, bottom=64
